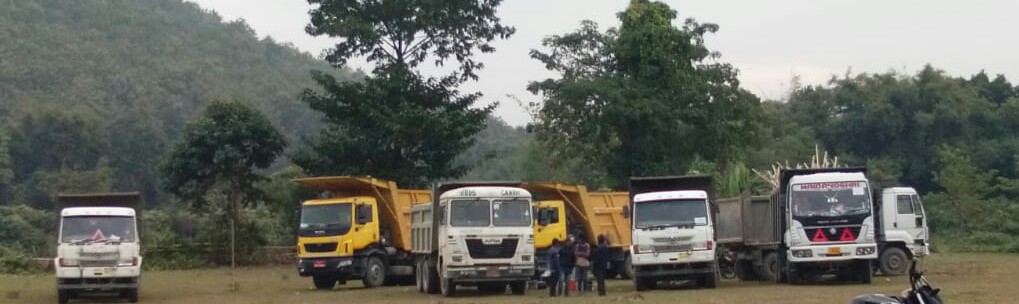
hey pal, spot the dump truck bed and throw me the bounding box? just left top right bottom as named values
left=521, top=183, right=630, bottom=249
left=293, top=177, right=431, bottom=251
left=716, top=195, right=778, bottom=246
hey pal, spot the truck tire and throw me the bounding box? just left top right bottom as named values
left=699, top=266, right=719, bottom=288
left=313, top=275, right=336, bottom=290
left=878, top=247, right=908, bottom=276
left=424, top=259, right=440, bottom=294
left=633, top=277, right=650, bottom=291
left=762, top=252, right=779, bottom=282
left=125, top=287, right=139, bottom=303
left=362, top=256, right=386, bottom=288
left=440, top=277, right=456, bottom=297
left=620, top=255, right=634, bottom=280
left=415, top=260, right=424, bottom=292
left=510, top=281, right=527, bottom=295
left=858, top=260, right=873, bottom=284
left=57, top=289, right=69, bottom=304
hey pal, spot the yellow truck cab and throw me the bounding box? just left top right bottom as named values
left=293, top=176, right=430, bottom=290
left=523, top=183, right=633, bottom=279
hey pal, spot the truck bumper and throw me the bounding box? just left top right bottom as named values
left=631, top=250, right=715, bottom=279
left=444, top=265, right=534, bottom=282
left=57, top=277, right=138, bottom=290
left=787, top=244, right=877, bottom=263
left=298, top=257, right=354, bottom=277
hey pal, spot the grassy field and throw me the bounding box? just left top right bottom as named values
left=2, top=253, right=1015, bottom=304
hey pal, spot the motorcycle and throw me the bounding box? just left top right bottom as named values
left=850, top=260, right=943, bottom=304
left=718, top=248, right=737, bottom=279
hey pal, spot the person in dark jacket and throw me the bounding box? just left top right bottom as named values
left=558, top=234, right=577, bottom=296
left=591, top=234, right=612, bottom=296
left=546, top=239, right=562, bottom=297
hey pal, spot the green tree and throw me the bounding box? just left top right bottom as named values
left=160, top=99, right=286, bottom=268
left=0, top=128, right=13, bottom=205
left=528, top=0, right=758, bottom=187
left=297, top=0, right=514, bottom=187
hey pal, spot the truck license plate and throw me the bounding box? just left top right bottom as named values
left=313, top=260, right=326, bottom=268
left=486, top=266, right=499, bottom=277
left=677, top=252, right=690, bottom=259
left=827, top=247, right=841, bottom=256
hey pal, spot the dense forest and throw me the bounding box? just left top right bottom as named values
left=1, top=0, right=1017, bottom=272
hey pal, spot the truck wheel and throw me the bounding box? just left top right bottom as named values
left=699, top=266, right=719, bottom=288
left=878, top=247, right=908, bottom=276
left=424, top=260, right=440, bottom=294
left=762, top=252, right=779, bottom=282
left=633, top=277, right=649, bottom=291
left=415, top=260, right=424, bottom=292
left=313, top=275, right=336, bottom=290
left=620, top=255, right=634, bottom=279
left=57, top=290, right=69, bottom=304
left=362, top=256, right=386, bottom=288
left=510, top=281, right=527, bottom=295
left=125, top=288, right=139, bottom=303
left=858, top=260, right=873, bottom=284
left=440, top=277, right=456, bottom=297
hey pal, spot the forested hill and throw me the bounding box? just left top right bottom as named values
left=0, top=0, right=356, bottom=206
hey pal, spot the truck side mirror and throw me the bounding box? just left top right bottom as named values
left=294, top=207, right=302, bottom=226
left=356, top=204, right=372, bottom=225
left=622, top=205, right=630, bottom=219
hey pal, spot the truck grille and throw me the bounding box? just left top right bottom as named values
left=465, top=238, right=518, bottom=259
left=652, top=244, right=693, bottom=253
left=79, top=260, right=118, bottom=267
left=304, top=243, right=338, bottom=253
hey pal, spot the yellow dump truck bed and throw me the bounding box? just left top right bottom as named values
left=522, top=183, right=631, bottom=249
left=292, top=176, right=431, bottom=251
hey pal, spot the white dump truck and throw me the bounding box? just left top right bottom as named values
left=627, top=175, right=719, bottom=291
left=53, top=192, right=143, bottom=303
left=873, top=187, right=929, bottom=276
left=411, top=182, right=535, bottom=297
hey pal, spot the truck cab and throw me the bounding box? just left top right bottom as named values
left=628, top=175, right=718, bottom=291
left=532, top=199, right=567, bottom=277
left=780, top=169, right=877, bottom=283
left=875, top=187, right=929, bottom=275
left=54, top=193, right=143, bottom=304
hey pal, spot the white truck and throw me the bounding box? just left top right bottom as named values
left=53, top=192, right=143, bottom=303
left=411, top=182, right=535, bottom=297
left=627, top=175, right=719, bottom=291
left=874, top=187, right=929, bottom=276
left=717, top=168, right=878, bottom=284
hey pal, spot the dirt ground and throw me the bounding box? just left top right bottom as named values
left=2, top=253, right=1015, bottom=304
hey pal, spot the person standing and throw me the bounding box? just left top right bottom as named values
left=591, top=234, right=611, bottom=296
left=573, top=235, right=591, bottom=295
left=547, top=239, right=562, bottom=297
left=558, top=235, right=577, bottom=296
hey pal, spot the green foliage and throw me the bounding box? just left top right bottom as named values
left=161, top=99, right=286, bottom=208
left=0, top=205, right=53, bottom=273
left=306, top=0, right=515, bottom=81
left=0, top=0, right=353, bottom=207
left=297, top=0, right=513, bottom=187
left=528, top=0, right=759, bottom=187
left=0, top=127, right=12, bottom=204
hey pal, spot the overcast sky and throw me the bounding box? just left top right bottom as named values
left=187, top=0, right=1019, bottom=126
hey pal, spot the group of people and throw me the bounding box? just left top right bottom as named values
left=545, top=233, right=611, bottom=297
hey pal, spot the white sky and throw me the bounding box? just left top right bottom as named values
left=187, top=0, right=1019, bottom=126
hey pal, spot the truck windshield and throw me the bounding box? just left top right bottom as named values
left=791, top=181, right=871, bottom=217
left=450, top=199, right=491, bottom=227
left=61, top=216, right=136, bottom=243
left=493, top=200, right=531, bottom=227
left=300, top=203, right=352, bottom=230
left=633, top=199, right=708, bottom=229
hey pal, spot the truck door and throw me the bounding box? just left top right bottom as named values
left=910, top=194, right=927, bottom=241
left=893, top=194, right=919, bottom=235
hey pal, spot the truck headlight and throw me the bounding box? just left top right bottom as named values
left=792, top=249, right=812, bottom=258
left=118, top=256, right=140, bottom=267
left=58, top=258, right=79, bottom=267
left=855, top=247, right=875, bottom=255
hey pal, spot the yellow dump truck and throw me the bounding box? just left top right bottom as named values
left=293, top=176, right=430, bottom=289
left=521, top=183, right=633, bottom=279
